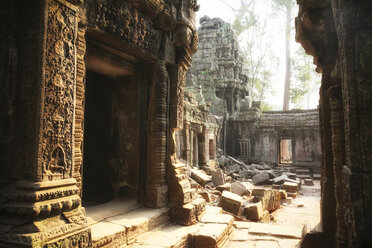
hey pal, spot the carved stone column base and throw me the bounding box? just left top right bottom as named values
left=146, top=185, right=168, bottom=208
left=0, top=179, right=90, bottom=247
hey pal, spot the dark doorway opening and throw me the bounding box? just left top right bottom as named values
left=193, top=136, right=198, bottom=166
left=209, top=139, right=215, bottom=159
left=82, top=70, right=114, bottom=206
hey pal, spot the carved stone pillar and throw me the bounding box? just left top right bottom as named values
left=0, top=1, right=90, bottom=247
left=146, top=60, right=168, bottom=208
left=330, top=1, right=372, bottom=246
left=319, top=67, right=337, bottom=242
left=329, top=82, right=348, bottom=248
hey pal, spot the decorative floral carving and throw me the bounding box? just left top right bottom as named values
left=88, top=0, right=161, bottom=56
left=40, top=0, right=77, bottom=180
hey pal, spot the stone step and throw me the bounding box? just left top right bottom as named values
left=228, top=221, right=303, bottom=248
left=295, top=169, right=311, bottom=175
left=130, top=223, right=202, bottom=248
left=132, top=206, right=235, bottom=248
left=90, top=206, right=170, bottom=247
left=297, top=174, right=312, bottom=179
left=313, top=174, right=321, bottom=180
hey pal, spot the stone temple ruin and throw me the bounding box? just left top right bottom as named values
left=184, top=16, right=321, bottom=170
left=0, top=0, right=372, bottom=248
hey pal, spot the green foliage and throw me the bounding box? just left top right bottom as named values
left=261, top=102, right=275, bottom=111
left=290, top=47, right=321, bottom=108
left=218, top=0, right=278, bottom=107
left=270, top=0, right=296, bottom=12
left=231, top=1, right=257, bottom=37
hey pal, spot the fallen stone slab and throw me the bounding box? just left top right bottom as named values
left=230, top=228, right=249, bottom=241
left=212, top=169, right=225, bottom=186
left=272, top=174, right=288, bottom=184
left=248, top=223, right=303, bottom=239
left=200, top=213, right=234, bottom=227
left=233, top=221, right=251, bottom=229
left=252, top=172, right=270, bottom=185
left=191, top=169, right=212, bottom=186
left=284, top=172, right=297, bottom=180
left=231, top=181, right=253, bottom=196
left=244, top=201, right=263, bottom=221
left=205, top=205, right=223, bottom=215
left=219, top=191, right=242, bottom=215
left=284, top=178, right=301, bottom=186
left=226, top=163, right=240, bottom=174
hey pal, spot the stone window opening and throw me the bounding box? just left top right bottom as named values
left=279, top=139, right=292, bottom=164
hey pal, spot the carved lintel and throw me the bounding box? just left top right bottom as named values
left=87, top=0, right=161, bottom=58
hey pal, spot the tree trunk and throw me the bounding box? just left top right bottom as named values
left=283, top=5, right=291, bottom=110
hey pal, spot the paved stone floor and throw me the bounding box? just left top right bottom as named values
left=228, top=180, right=321, bottom=248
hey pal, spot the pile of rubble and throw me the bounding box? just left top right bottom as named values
left=188, top=150, right=305, bottom=223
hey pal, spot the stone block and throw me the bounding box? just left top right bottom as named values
left=225, top=176, right=232, bottom=183
left=198, top=190, right=212, bottom=202
left=171, top=203, right=197, bottom=226
left=219, top=191, right=242, bottom=215
left=272, top=184, right=281, bottom=189
left=194, top=223, right=231, bottom=248
left=191, top=169, right=211, bottom=186
left=216, top=183, right=231, bottom=193
left=304, top=179, right=314, bottom=186
left=252, top=172, right=270, bottom=185
left=212, top=169, right=225, bottom=186
left=243, top=201, right=263, bottom=221
left=231, top=181, right=253, bottom=196
left=283, top=182, right=298, bottom=193
left=279, top=190, right=287, bottom=199
left=287, top=192, right=297, bottom=198
left=252, top=189, right=280, bottom=211
left=261, top=210, right=271, bottom=223
left=192, top=198, right=206, bottom=221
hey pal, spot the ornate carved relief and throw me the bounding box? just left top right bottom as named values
left=40, top=0, right=78, bottom=180
left=146, top=60, right=168, bottom=207
left=43, top=229, right=91, bottom=248
left=74, top=27, right=86, bottom=195
left=87, top=0, right=161, bottom=56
